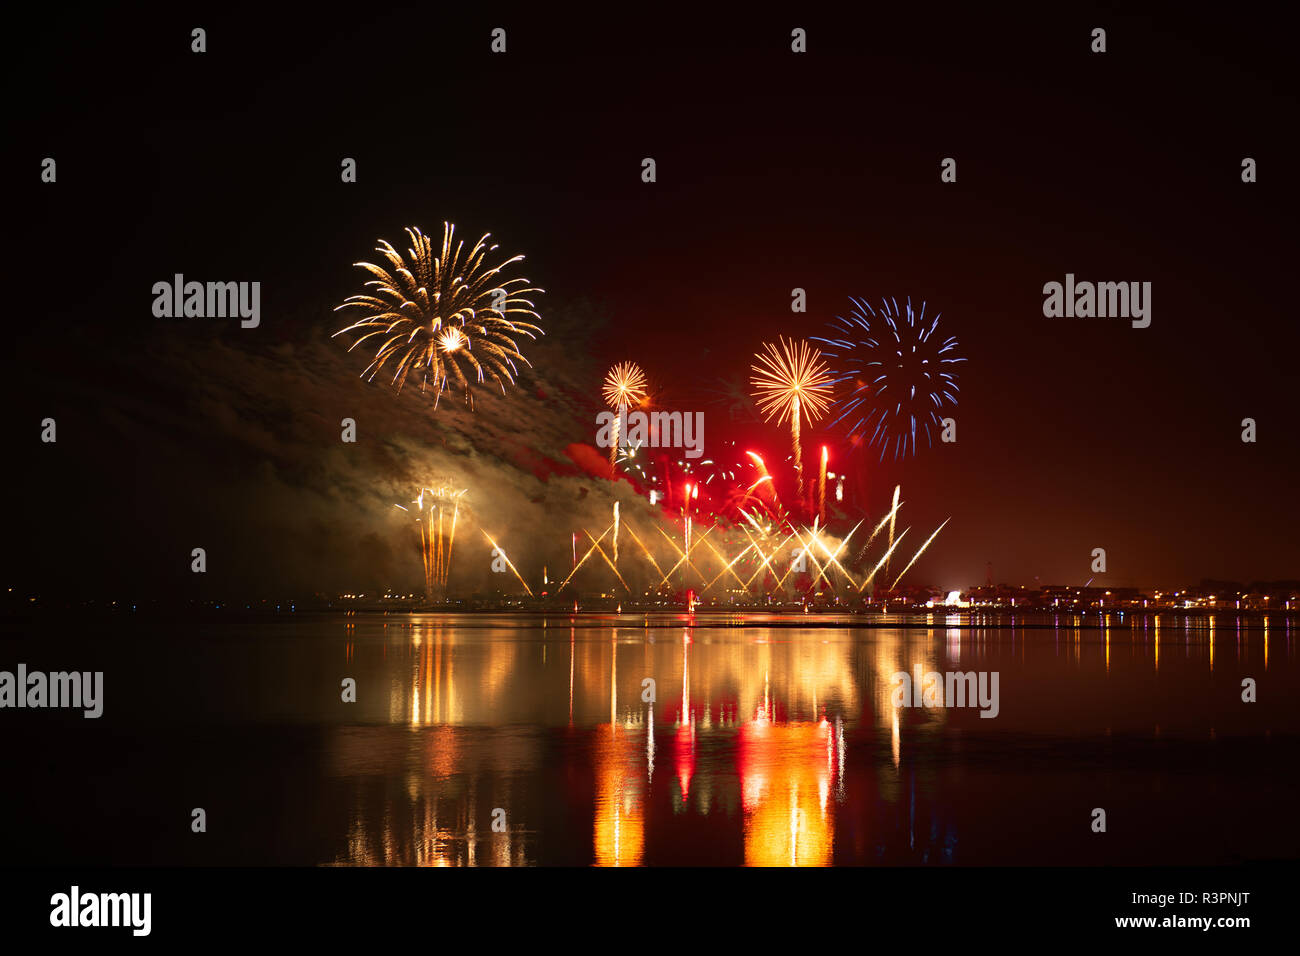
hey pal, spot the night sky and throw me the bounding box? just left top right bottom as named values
left=7, top=4, right=1298, bottom=599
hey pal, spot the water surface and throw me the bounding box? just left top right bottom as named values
left=3, top=611, right=1295, bottom=866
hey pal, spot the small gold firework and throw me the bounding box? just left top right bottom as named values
left=601, top=361, right=648, bottom=410
left=750, top=337, right=834, bottom=502
left=602, top=361, right=649, bottom=465
left=333, top=224, right=544, bottom=407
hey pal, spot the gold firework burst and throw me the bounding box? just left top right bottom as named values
left=750, top=337, right=834, bottom=426
left=333, top=224, right=544, bottom=407
left=602, top=361, right=649, bottom=466
left=601, top=361, right=648, bottom=410
left=750, top=336, right=834, bottom=502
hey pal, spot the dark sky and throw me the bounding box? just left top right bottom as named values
left=6, top=3, right=1298, bottom=599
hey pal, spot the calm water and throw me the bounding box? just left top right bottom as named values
left=3, top=611, right=1297, bottom=866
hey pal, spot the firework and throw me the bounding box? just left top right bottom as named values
left=401, top=483, right=468, bottom=601
left=703, top=538, right=760, bottom=591
left=818, top=446, right=828, bottom=525
left=583, top=530, right=631, bottom=593
left=813, top=297, right=965, bottom=460
left=795, top=520, right=862, bottom=591
left=889, top=517, right=952, bottom=589
left=857, top=528, right=910, bottom=594
left=481, top=530, right=534, bottom=596
left=602, top=361, right=648, bottom=465
left=558, top=524, right=612, bottom=593
left=333, top=224, right=544, bottom=408
left=739, top=519, right=787, bottom=592
left=613, top=501, right=620, bottom=563
left=750, top=337, right=834, bottom=502
left=655, top=523, right=714, bottom=590
left=622, top=521, right=666, bottom=582
left=885, top=484, right=900, bottom=574
left=856, top=490, right=903, bottom=564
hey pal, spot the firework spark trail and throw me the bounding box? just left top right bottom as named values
left=333, top=224, right=544, bottom=407
left=736, top=510, right=793, bottom=591
left=857, top=528, right=911, bottom=593
left=654, top=526, right=696, bottom=586
left=412, top=509, right=430, bottom=594
left=602, top=362, right=648, bottom=466
left=446, top=501, right=461, bottom=582
left=856, top=495, right=904, bottom=563
left=703, top=541, right=759, bottom=591
left=885, top=485, right=901, bottom=574
left=481, top=530, right=534, bottom=596
left=794, top=520, right=863, bottom=590
left=738, top=535, right=772, bottom=589
left=740, top=528, right=790, bottom=590
left=779, top=521, right=854, bottom=591
left=778, top=530, right=827, bottom=589
left=435, top=508, right=444, bottom=586
left=584, top=530, right=631, bottom=593
left=697, top=536, right=749, bottom=590
left=742, top=452, right=777, bottom=503
left=407, top=485, right=467, bottom=598
left=738, top=508, right=768, bottom=534
left=680, top=482, right=701, bottom=590
left=557, top=524, right=613, bottom=593
left=818, top=446, right=828, bottom=525
left=814, top=297, right=965, bottom=460
left=750, top=337, right=834, bottom=503
left=655, top=525, right=713, bottom=588
left=622, top=523, right=666, bottom=582
left=748, top=522, right=795, bottom=590
left=613, top=501, right=620, bottom=563
left=889, top=518, right=952, bottom=590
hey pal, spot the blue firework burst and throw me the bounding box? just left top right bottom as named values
left=812, top=297, right=965, bottom=461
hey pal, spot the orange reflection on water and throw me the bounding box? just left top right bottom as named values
left=593, top=724, right=645, bottom=866
left=738, top=717, right=835, bottom=866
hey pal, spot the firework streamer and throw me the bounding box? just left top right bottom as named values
left=750, top=337, right=834, bottom=504
left=623, top=522, right=666, bottom=582
left=683, top=483, right=693, bottom=591
left=814, top=296, right=965, bottom=460
left=334, top=224, right=544, bottom=408
left=890, top=518, right=952, bottom=589
left=558, top=523, right=615, bottom=593
left=407, top=484, right=467, bottom=600
left=583, top=531, right=631, bottom=593
left=794, top=520, right=863, bottom=591
left=703, top=541, right=759, bottom=591
left=654, top=524, right=715, bottom=589
left=885, top=485, right=901, bottom=574
left=697, top=536, right=748, bottom=591
left=613, top=501, right=621, bottom=564
left=858, top=528, right=911, bottom=594
left=739, top=527, right=783, bottom=592
left=481, top=530, right=534, bottom=596
left=855, top=493, right=904, bottom=563
left=602, top=362, right=648, bottom=467
left=818, top=446, right=828, bottom=526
